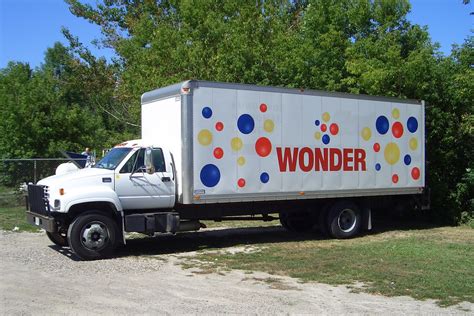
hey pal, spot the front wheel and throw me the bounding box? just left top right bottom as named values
left=67, top=212, right=119, bottom=260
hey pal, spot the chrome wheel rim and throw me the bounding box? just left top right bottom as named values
left=80, top=221, right=109, bottom=251
left=338, top=209, right=357, bottom=232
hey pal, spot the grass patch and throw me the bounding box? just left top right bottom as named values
left=465, top=218, right=474, bottom=229
left=187, top=227, right=474, bottom=306
left=0, top=185, right=25, bottom=207
left=0, top=206, right=39, bottom=232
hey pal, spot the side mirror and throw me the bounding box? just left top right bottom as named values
left=144, top=147, right=155, bottom=174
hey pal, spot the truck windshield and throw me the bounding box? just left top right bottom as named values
left=94, top=148, right=132, bottom=170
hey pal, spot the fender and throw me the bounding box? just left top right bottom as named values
left=60, top=185, right=123, bottom=214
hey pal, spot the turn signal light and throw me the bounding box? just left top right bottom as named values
left=59, top=188, right=65, bottom=195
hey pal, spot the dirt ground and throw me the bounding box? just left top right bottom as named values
left=1, top=229, right=472, bottom=315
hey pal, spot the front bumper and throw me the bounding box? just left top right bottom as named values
left=26, top=211, right=56, bottom=232
left=26, top=184, right=57, bottom=232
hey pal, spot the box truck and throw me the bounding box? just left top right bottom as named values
left=26, top=81, right=426, bottom=260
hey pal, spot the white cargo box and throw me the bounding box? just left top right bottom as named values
left=142, top=81, right=424, bottom=204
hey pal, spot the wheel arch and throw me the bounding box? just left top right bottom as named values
left=67, top=201, right=122, bottom=227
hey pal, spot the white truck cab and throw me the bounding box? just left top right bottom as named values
left=38, top=140, right=176, bottom=213
left=27, top=140, right=184, bottom=260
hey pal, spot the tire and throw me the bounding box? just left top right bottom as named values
left=46, top=231, right=68, bottom=247
left=279, top=210, right=313, bottom=232
left=67, top=212, right=119, bottom=260
left=327, top=201, right=361, bottom=239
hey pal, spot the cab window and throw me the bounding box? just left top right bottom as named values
left=120, top=148, right=165, bottom=173
left=152, top=148, right=166, bottom=172
left=120, top=149, right=144, bottom=174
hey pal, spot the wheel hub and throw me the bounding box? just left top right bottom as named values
left=338, top=208, right=357, bottom=233
left=81, top=222, right=109, bottom=250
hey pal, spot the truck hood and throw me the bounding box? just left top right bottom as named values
left=38, top=167, right=114, bottom=188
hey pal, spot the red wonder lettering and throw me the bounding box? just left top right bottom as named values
left=276, top=147, right=366, bottom=172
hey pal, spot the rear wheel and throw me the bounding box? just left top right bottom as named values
left=67, top=212, right=119, bottom=260
left=46, top=231, right=68, bottom=247
left=327, top=201, right=361, bottom=239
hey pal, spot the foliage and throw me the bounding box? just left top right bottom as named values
left=0, top=42, right=137, bottom=185
left=0, top=0, right=472, bottom=223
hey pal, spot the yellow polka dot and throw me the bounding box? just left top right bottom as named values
left=322, top=112, right=330, bottom=122
left=231, top=137, right=243, bottom=151
left=198, top=129, right=212, bottom=146
left=237, top=156, right=246, bottom=166
left=361, top=127, right=372, bottom=141
left=314, top=131, right=321, bottom=140
left=384, top=142, right=400, bottom=165
left=264, top=119, right=274, bottom=133
left=392, top=108, right=400, bottom=119
left=409, top=137, right=418, bottom=151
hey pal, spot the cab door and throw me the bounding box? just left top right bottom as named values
left=114, top=148, right=174, bottom=210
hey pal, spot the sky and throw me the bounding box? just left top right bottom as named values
left=0, top=0, right=472, bottom=69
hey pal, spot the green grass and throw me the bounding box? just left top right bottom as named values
left=466, top=218, right=474, bottom=229
left=0, top=206, right=39, bottom=232
left=187, top=226, right=474, bottom=307
left=0, top=185, right=24, bottom=207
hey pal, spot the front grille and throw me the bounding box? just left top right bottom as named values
left=27, top=184, right=50, bottom=216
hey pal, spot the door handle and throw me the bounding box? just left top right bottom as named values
left=162, top=177, right=171, bottom=182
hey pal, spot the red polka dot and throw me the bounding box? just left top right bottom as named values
left=260, top=103, right=267, bottom=112
left=392, top=174, right=399, bottom=184
left=213, top=147, right=224, bottom=159
left=329, top=123, right=339, bottom=135
left=321, top=124, right=327, bottom=132
left=238, top=178, right=246, bottom=188
left=411, top=167, right=420, bottom=180
left=255, top=137, right=272, bottom=157
left=373, top=143, right=380, bottom=152
left=392, top=122, right=404, bottom=138
left=215, top=122, right=224, bottom=131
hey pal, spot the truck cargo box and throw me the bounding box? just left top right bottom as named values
left=141, top=81, right=424, bottom=205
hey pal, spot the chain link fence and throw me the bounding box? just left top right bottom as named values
left=0, top=158, right=86, bottom=208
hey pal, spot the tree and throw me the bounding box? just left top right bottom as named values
left=0, top=43, right=125, bottom=184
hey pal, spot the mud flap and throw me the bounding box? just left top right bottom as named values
left=361, top=207, right=372, bottom=231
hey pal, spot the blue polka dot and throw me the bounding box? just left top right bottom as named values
left=404, top=154, right=411, bottom=165
left=237, top=114, right=255, bottom=134
left=376, top=116, right=390, bottom=135
left=200, top=164, right=220, bottom=187
left=202, top=107, right=212, bottom=119
left=322, top=134, right=330, bottom=145
left=407, top=117, right=418, bottom=133
left=315, top=120, right=320, bottom=126
left=260, top=172, right=269, bottom=183
left=375, top=163, right=381, bottom=171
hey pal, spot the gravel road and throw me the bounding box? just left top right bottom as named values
left=1, top=229, right=472, bottom=315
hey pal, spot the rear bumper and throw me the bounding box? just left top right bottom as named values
left=26, top=211, right=56, bottom=232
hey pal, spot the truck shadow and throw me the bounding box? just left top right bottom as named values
left=117, top=225, right=312, bottom=258
left=116, top=217, right=439, bottom=258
